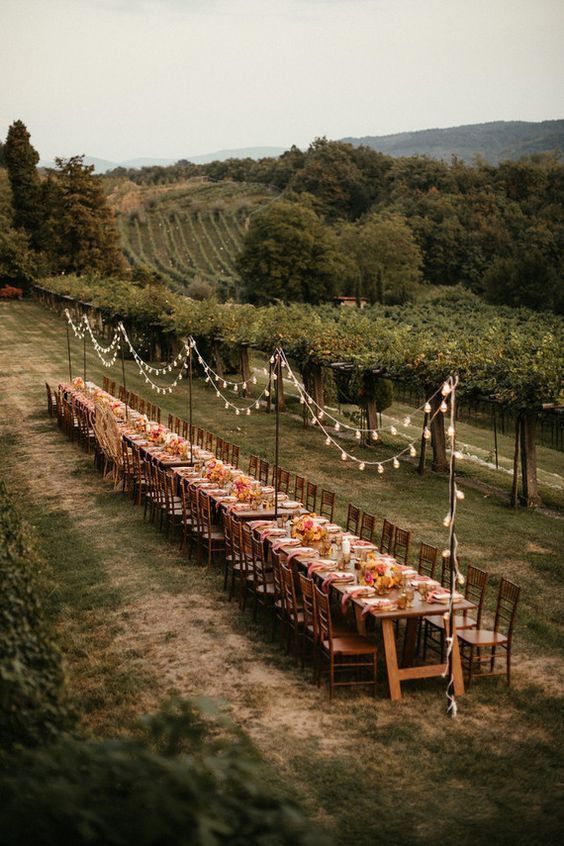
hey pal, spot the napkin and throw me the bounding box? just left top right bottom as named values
left=321, top=572, right=355, bottom=593
left=341, top=585, right=376, bottom=611
left=361, top=597, right=397, bottom=616
left=286, top=546, right=316, bottom=563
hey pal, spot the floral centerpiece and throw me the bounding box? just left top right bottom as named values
left=291, top=515, right=328, bottom=546
left=147, top=423, right=167, bottom=445
left=72, top=376, right=85, bottom=390
left=110, top=400, right=124, bottom=420
left=134, top=414, right=149, bottom=433
left=233, top=475, right=253, bottom=502
left=360, top=557, right=401, bottom=594
left=204, top=458, right=232, bottom=485
left=164, top=433, right=185, bottom=455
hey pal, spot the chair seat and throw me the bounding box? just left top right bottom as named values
left=323, top=635, right=377, bottom=655
left=201, top=530, right=225, bottom=541
left=458, top=628, right=508, bottom=647
left=425, top=614, right=477, bottom=631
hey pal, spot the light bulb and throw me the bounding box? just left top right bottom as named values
left=423, top=427, right=431, bottom=440
left=270, top=356, right=275, bottom=364
left=371, top=430, right=378, bottom=441
left=448, top=425, right=455, bottom=438
left=440, top=400, right=448, bottom=413
left=325, top=436, right=331, bottom=446
left=224, top=402, right=229, bottom=409
left=443, top=514, right=451, bottom=527
left=442, top=381, right=451, bottom=396
left=299, top=396, right=305, bottom=404
left=222, top=381, right=227, bottom=389
left=272, top=373, right=278, bottom=380
left=442, top=549, right=450, bottom=558
left=242, top=382, right=247, bottom=390
left=424, top=402, right=431, bottom=414
left=205, top=376, right=210, bottom=383
left=235, top=409, right=240, bottom=416
left=403, top=416, right=411, bottom=426
left=318, top=410, right=324, bottom=419
left=216, top=390, right=220, bottom=398
left=359, top=462, right=365, bottom=471
left=377, top=464, right=384, bottom=474
left=409, top=445, right=416, bottom=457
left=454, top=451, right=464, bottom=460
left=393, top=457, right=399, bottom=469
left=355, top=430, right=361, bottom=440
left=265, top=389, right=270, bottom=397
left=390, top=426, right=397, bottom=436
left=255, top=401, right=260, bottom=409
left=341, top=452, right=347, bottom=461
left=334, top=422, right=340, bottom=431
left=307, top=396, right=313, bottom=404
left=234, top=384, right=239, bottom=392
left=246, top=408, right=251, bottom=416
left=252, top=376, right=257, bottom=384
left=457, top=573, right=465, bottom=586
left=456, top=489, right=465, bottom=500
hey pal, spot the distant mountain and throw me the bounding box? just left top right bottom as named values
left=39, top=147, right=287, bottom=174
left=341, top=120, right=564, bottom=164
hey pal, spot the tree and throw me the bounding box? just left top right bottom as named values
left=339, top=211, right=422, bottom=304
left=237, top=199, right=344, bottom=304
left=49, top=156, right=127, bottom=276
left=3, top=120, right=42, bottom=247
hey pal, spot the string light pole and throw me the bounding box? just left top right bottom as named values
left=119, top=323, right=129, bottom=421
left=273, top=349, right=282, bottom=520
left=188, top=339, right=194, bottom=465
left=66, top=323, right=73, bottom=382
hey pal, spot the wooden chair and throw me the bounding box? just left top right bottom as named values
left=270, top=549, right=286, bottom=643
left=205, top=431, right=214, bottom=453
left=275, top=468, right=291, bottom=494
left=196, top=427, right=204, bottom=447
left=280, top=561, right=304, bottom=661
left=227, top=517, right=247, bottom=603
left=108, top=380, right=116, bottom=396
left=231, top=444, right=240, bottom=468
left=259, top=459, right=270, bottom=485
left=143, top=460, right=159, bottom=523
left=181, top=420, right=189, bottom=439
left=418, top=542, right=438, bottom=579
left=161, top=469, right=183, bottom=538
left=458, top=578, right=520, bottom=686
left=198, top=491, right=225, bottom=570
left=346, top=504, right=361, bottom=535
left=138, top=398, right=146, bottom=415
left=298, top=573, right=317, bottom=674
left=313, top=584, right=378, bottom=699
left=380, top=519, right=395, bottom=554
left=294, top=474, right=305, bottom=503
left=359, top=512, right=376, bottom=543
left=239, top=522, right=254, bottom=610
left=188, top=484, right=202, bottom=564
left=167, top=413, right=174, bottom=430
left=306, top=481, right=318, bottom=512
left=174, top=416, right=182, bottom=435
left=102, top=376, right=109, bottom=392
left=392, top=526, right=411, bottom=565
left=129, top=393, right=138, bottom=411
left=45, top=382, right=56, bottom=417
left=423, top=563, right=489, bottom=660
left=248, top=454, right=259, bottom=478
left=250, top=534, right=276, bottom=621
left=319, top=489, right=336, bottom=521
left=179, top=477, right=194, bottom=554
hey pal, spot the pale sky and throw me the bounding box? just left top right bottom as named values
left=1, top=0, right=563, bottom=162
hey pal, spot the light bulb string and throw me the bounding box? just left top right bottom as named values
left=190, top=337, right=260, bottom=389
left=118, top=323, right=192, bottom=393
left=65, top=309, right=121, bottom=368
left=280, top=349, right=448, bottom=469
left=199, top=344, right=283, bottom=413
left=119, top=323, right=190, bottom=377
left=81, top=314, right=121, bottom=354
left=279, top=348, right=446, bottom=435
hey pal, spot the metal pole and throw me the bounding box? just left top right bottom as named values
left=66, top=325, right=73, bottom=382
left=448, top=388, right=457, bottom=716
left=274, top=350, right=281, bottom=520
left=493, top=405, right=499, bottom=470
left=188, top=342, right=193, bottom=464
left=418, top=409, right=429, bottom=475
left=120, top=325, right=129, bottom=421
left=83, top=331, right=87, bottom=383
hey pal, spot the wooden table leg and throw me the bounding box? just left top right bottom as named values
left=401, top=618, right=418, bottom=667
left=382, top=619, right=402, bottom=701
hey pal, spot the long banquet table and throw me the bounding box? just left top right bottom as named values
left=62, top=380, right=473, bottom=701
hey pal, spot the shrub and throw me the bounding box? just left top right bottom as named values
left=0, top=698, right=323, bottom=846
left=0, top=285, right=24, bottom=299
left=0, top=480, right=70, bottom=750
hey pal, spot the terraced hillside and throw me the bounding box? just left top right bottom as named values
left=108, top=178, right=279, bottom=298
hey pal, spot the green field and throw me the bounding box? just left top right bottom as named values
left=1, top=300, right=563, bottom=845
left=109, top=178, right=277, bottom=296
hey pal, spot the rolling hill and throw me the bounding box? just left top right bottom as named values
left=342, top=120, right=564, bottom=164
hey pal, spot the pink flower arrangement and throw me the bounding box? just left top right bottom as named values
left=233, top=475, right=253, bottom=502
left=72, top=376, right=85, bottom=390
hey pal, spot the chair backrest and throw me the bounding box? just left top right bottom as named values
left=181, top=420, right=189, bottom=439
left=119, top=385, right=126, bottom=402
left=198, top=491, right=213, bottom=534
left=102, top=376, right=109, bottom=392
left=493, top=577, right=520, bottom=638
left=108, top=380, right=116, bottom=396
left=223, top=512, right=234, bottom=560
left=346, top=504, right=361, bottom=535
left=129, top=393, right=138, bottom=411
left=320, top=489, right=336, bottom=521
left=45, top=382, right=55, bottom=417
left=380, top=519, right=395, bottom=554
left=138, top=398, right=146, bottom=415
left=154, top=405, right=161, bottom=423
left=271, top=549, right=284, bottom=607
left=248, top=455, right=259, bottom=478
left=231, top=445, right=240, bottom=468
left=196, top=427, right=204, bottom=447
left=276, top=468, right=291, bottom=494
left=205, top=431, right=214, bottom=453
left=439, top=553, right=450, bottom=587
left=251, top=534, right=269, bottom=589
left=294, top=474, right=305, bottom=503
left=179, top=477, right=190, bottom=524
left=418, top=542, right=438, bottom=579
left=174, top=416, right=182, bottom=435
left=259, top=459, right=270, bottom=485
left=240, top=522, right=253, bottom=572
left=167, top=413, right=174, bottom=430
left=298, top=573, right=316, bottom=640
left=189, top=484, right=200, bottom=533
left=314, top=583, right=333, bottom=644
left=392, top=526, right=411, bottom=565
left=306, top=481, right=317, bottom=512
left=359, top=511, right=375, bottom=542
left=280, top=562, right=300, bottom=623
left=231, top=518, right=243, bottom=563
left=464, top=565, right=489, bottom=626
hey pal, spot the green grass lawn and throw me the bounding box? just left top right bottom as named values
left=1, top=299, right=563, bottom=846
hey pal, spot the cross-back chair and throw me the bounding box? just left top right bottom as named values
left=346, top=504, right=361, bottom=535
left=380, top=519, right=395, bottom=554
left=294, top=474, right=305, bottom=503
left=359, top=511, right=375, bottom=543
left=306, top=481, right=318, bottom=513
left=392, top=526, right=411, bottom=565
